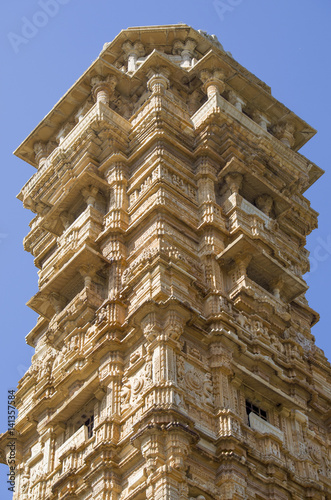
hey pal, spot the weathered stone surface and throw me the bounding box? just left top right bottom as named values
left=1, top=23, right=330, bottom=500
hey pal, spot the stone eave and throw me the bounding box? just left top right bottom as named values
left=14, top=24, right=273, bottom=169
left=304, top=162, right=324, bottom=192
left=14, top=24, right=315, bottom=170
left=191, top=51, right=316, bottom=152
left=25, top=316, right=49, bottom=347
left=13, top=62, right=130, bottom=168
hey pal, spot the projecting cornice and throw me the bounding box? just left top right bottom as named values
left=14, top=23, right=317, bottom=169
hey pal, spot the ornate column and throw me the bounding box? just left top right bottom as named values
left=147, top=69, right=170, bottom=94
left=173, top=38, right=197, bottom=68
left=34, top=141, right=57, bottom=168
left=227, top=90, right=245, bottom=112
left=273, top=121, right=296, bottom=148
left=252, top=110, right=270, bottom=131
left=82, top=185, right=99, bottom=207
left=122, top=41, right=145, bottom=73
left=224, top=172, right=243, bottom=195
left=200, top=69, right=226, bottom=98
left=91, top=75, right=117, bottom=105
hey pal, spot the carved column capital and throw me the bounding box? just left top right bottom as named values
left=224, top=172, right=243, bottom=194
left=79, top=265, right=96, bottom=287
left=173, top=38, right=197, bottom=68
left=59, top=210, right=74, bottom=230
left=227, top=90, right=245, bottom=112
left=122, top=41, right=145, bottom=73
left=141, top=312, right=162, bottom=343
left=255, top=193, right=273, bottom=216
left=91, top=74, right=117, bottom=105
left=251, top=110, right=270, bottom=131
left=273, top=121, right=296, bottom=147
left=147, top=69, right=170, bottom=93
left=270, top=278, right=284, bottom=299
left=82, top=185, right=99, bottom=207
left=200, top=69, right=226, bottom=97
left=164, top=311, right=185, bottom=341
left=33, top=141, right=57, bottom=167
left=48, top=292, right=66, bottom=314
left=234, top=253, right=253, bottom=277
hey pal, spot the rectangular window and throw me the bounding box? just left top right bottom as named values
left=246, top=400, right=267, bottom=421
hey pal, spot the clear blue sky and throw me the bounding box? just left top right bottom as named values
left=0, top=1, right=330, bottom=497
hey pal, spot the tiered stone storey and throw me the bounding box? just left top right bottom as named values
left=1, top=24, right=330, bottom=500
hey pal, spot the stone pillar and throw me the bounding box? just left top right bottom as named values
left=255, top=193, right=273, bottom=216
left=200, top=69, right=226, bottom=98
left=91, top=75, right=117, bottom=105
left=147, top=69, right=170, bottom=93
left=172, top=38, right=197, bottom=68
left=33, top=141, right=57, bottom=168
left=122, top=41, right=145, bottom=73
left=79, top=265, right=96, bottom=288
left=224, top=172, right=243, bottom=195
left=82, top=185, right=99, bottom=207
left=227, top=90, right=245, bottom=112
left=252, top=110, right=270, bottom=131
left=273, top=121, right=296, bottom=147
left=48, top=292, right=66, bottom=314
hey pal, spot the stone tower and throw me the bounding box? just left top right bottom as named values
left=1, top=24, right=330, bottom=500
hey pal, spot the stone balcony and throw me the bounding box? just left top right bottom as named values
left=55, top=425, right=88, bottom=465
left=18, top=101, right=131, bottom=202
left=191, top=90, right=315, bottom=168
left=223, top=194, right=309, bottom=276
left=28, top=245, right=108, bottom=319
left=38, top=206, right=103, bottom=288
left=228, top=274, right=291, bottom=322
left=248, top=412, right=284, bottom=442
left=218, top=233, right=307, bottom=304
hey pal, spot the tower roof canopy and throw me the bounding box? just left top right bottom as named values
left=14, top=24, right=317, bottom=169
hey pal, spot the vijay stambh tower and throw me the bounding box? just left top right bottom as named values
left=1, top=24, right=331, bottom=500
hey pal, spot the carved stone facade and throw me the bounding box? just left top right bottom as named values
left=1, top=24, right=330, bottom=499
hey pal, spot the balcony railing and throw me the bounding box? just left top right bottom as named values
left=224, top=194, right=308, bottom=277
left=38, top=206, right=103, bottom=288
left=229, top=275, right=290, bottom=319
left=19, top=101, right=131, bottom=201
left=248, top=412, right=284, bottom=442
left=55, top=425, right=87, bottom=464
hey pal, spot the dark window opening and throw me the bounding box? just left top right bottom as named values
left=246, top=400, right=267, bottom=421
left=85, top=415, right=94, bottom=438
